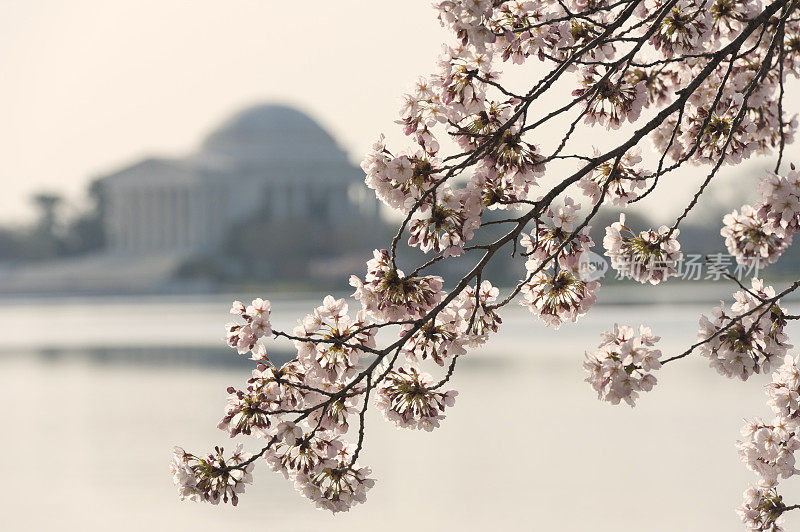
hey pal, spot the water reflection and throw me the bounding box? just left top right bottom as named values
left=2, top=296, right=800, bottom=531
left=32, top=345, right=278, bottom=368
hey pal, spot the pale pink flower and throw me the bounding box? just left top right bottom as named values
left=722, top=204, right=790, bottom=268
left=294, top=445, right=375, bottom=513
left=293, top=296, right=376, bottom=384
left=603, top=214, right=682, bottom=285
left=520, top=269, right=599, bottom=329
left=171, top=444, right=254, bottom=506
left=225, top=297, right=273, bottom=357
left=697, top=279, right=792, bottom=380
left=375, top=364, right=457, bottom=431
left=584, top=324, right=662, bottom=406
left=350, top=249, right=445, bottom=321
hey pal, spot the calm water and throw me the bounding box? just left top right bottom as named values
left=2, top=290, right=800, bottom=531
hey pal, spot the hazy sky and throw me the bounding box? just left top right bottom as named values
left=0, top=1, right=797, bottom=225
left=0, top=0, right=447, bottom=223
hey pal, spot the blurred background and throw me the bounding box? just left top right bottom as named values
left=2, top=1, right=800, bottom=530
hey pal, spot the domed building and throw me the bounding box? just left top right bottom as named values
left=103, top=104, right=380, bottom=255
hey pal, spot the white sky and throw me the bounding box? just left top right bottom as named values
left=0, top=0, right=447, bottom=224
left=0, top=0, right=797, bottom=225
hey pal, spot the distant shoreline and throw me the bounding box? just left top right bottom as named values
left=1, top=277, right=798, bottom=305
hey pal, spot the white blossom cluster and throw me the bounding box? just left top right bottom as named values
left=722, top=204, right=792, bottom=269
left=739, top=486, right=790, bottom=532
left=260, top=425, right=374, bottom=513
left=400, top=306, right=466, bottom=367
left=217, top=360, right=308, bottom=438
left=738, top=417, right=800, bottom=487
left=174, top=0, right=800, bottom=523
left=520, top=197, right=599, bottom=329
left=456, top=280, right=502, bottom=346
left=520, top=269, right=599, bottom=329
left=521, top=197, right=594, bottom=272
left=292, top=296, right=376, bottom=384
left=583, top=324, right=662, bottom=406
left=758, top=167, right=800, bottom=241
left=350, top=249, right=445, bottom=321
left=648, top=0, right=713, bottom=57
left=225, top=298, right=272, bottom=359
left=407, top=185, right=483, bottom=257
left=295, top=444, right=376, bottom=513
left=375, top=364, right=458, bottom=431
left=462, top=101, right=546, bottom=211
left=572, top=66, right=647, bottom=129
left=721, top=169, right=800, bottom=270
left=698, top=278, right=792, bottom=380
left=767, top=356, right=800, bottom=431
left=396, top=282, right=501, bottom=366
left=170, top=445, right=254, bottom=506
left=603, top=213, right=683, bottom=285
left=177, top=281, right=500, bottom=511
left=360, top=0, right=799, bottom=265
left=578, top=149, right=652, bottom=207
left=737, top=356, right=800, bottom=531
left=644, top=5, right=798, bottom=167
left=437, top=0, right=798, bottom=171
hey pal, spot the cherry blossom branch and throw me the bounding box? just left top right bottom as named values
left=173, top=1, right=800, bottom=522
left=662, top=280, right=800, bottom=365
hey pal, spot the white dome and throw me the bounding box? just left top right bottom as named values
left=198, top=104, right=350, bottom=169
